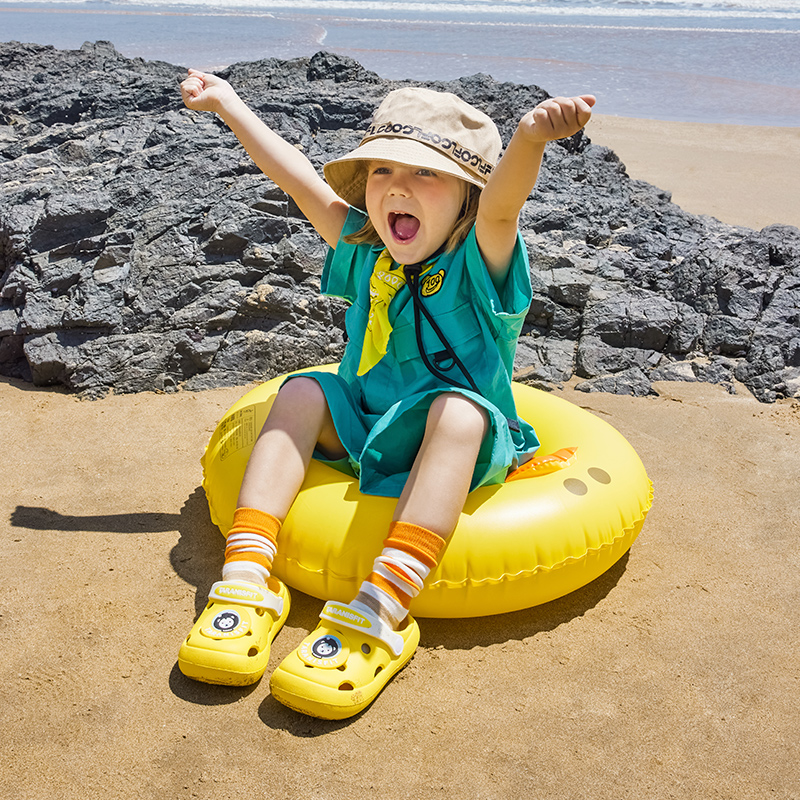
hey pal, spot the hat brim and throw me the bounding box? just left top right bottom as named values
left=323, top=137, right=487, bottom=210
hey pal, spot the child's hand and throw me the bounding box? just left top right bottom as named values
left=180, top=69, right=237, bottom=115
left=518, top=95, right=596, bottom=144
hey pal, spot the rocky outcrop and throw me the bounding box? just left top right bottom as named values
left=1, top=41, right=798, bottom=400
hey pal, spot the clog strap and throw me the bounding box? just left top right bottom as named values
left=208, top=580, right=284, bottom=616
left=320, top=600, right=405, bottom=657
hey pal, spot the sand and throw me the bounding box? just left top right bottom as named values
left=587, top=116, right=800, bottom=231
left=2, top=118, right=799, bottom=799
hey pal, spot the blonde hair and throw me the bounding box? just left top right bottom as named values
left=343, top=181, right=481, bottom=255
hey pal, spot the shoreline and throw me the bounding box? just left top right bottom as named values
left=3, top=1, right=800, bottom=127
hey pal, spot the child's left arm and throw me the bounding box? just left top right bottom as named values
left=476, top=95, right=596, bottom=286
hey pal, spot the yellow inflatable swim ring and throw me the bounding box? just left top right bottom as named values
left=202, top=365, right=653, bottom=618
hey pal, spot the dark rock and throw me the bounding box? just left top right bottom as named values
left=576, top=335, right=661, bottom=378
left=513, top=336, right=575, bottom=387
left=306, top=51, right=381, bottom=84
left=1, top=42, right=799, bottom=400
left=575, top=367, right=656, bottom=397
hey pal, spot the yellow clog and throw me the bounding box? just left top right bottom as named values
left=178, top=577, right=290, bottom=686
left=270, top=600, right=419, bottom=719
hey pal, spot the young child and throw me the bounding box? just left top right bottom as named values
left=178, top=69, right=594, bottom=719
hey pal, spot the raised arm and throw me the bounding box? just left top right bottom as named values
left=181, top=70, right=350, bottom=248
left=475, top=94, right=596, bottom=285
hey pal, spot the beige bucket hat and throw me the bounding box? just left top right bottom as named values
left=323, top=86, right=502, bottom=209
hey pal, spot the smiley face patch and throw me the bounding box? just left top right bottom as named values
left=421, top=269, right=446, bottom=297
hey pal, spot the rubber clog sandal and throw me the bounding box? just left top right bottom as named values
left=178, top=577, right=290, bottom=686
left=269, top=600, right=420, bottom=720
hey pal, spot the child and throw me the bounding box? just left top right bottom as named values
left=178, top=69, right=594, bottom=719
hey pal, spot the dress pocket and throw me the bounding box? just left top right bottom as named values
left=390, top=301, right=483, bottom=365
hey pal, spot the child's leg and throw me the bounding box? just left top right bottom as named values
left=179, top=377, right=345, bottom=685
left=239, top=377, right=346, bottom=517
left=268, top=392, right=488, bottom=716
left=392, top=392, right=489, bottom=534
left=353, top=392, right=489, bottom=627
left=225, top=377, right=346, bottom=585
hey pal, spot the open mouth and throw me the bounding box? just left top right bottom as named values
left=388, top=212, right=420, bottom=242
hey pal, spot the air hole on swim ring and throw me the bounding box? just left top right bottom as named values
left=248, top=647, right=259, bottom=657
left=563, top=478, right=588, bottom=496
left=339, top=682, right=355, bottom=691
left=588, top=467, right=612, bottom=484
left=338, top=665, right=347, bottom=671
left=361, top=643, right=371, bottom=654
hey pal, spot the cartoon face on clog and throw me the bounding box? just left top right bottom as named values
left=213, top=611, right=240, bottom=632
left=311, top=635, right=341, bottom=659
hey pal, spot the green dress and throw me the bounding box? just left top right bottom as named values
left=289, top=207, right=540, bottom=497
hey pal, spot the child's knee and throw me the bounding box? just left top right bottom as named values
left=270, top=377, right=344, bottom=457
left=275, top=376, right=326, bottom=410
left=428, top=392, right=489, bottom=444
left=262, top=377, right=331, bottom=435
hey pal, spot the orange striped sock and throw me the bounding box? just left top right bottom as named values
left=352, top=521, right=446, bottom=629
left=222, top=507, right=280, bottom=585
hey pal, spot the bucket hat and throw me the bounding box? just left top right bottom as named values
left=324, top=86, right=502, bottom=209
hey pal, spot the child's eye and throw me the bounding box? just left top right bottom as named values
left=417, top=168, right=436, bottom=177
left=371, top=166, right=391, bottom=175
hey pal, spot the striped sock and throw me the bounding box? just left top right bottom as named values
left=221, top=507, right=280, bottom=585
left=352, top=522, right=446, bottom=629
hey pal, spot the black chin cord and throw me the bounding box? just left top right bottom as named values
left=404, top=262, right=482, bottom=396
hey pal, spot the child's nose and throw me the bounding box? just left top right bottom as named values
left=387, top=171, right=412, bottom=196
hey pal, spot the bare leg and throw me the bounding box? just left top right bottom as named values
left=263, top=393, right=490, bottom=712
left=237, top=377, right=346, bottom=517
left=392, top=392, right=489, bottom=538
left=180, top=378, right=345, bottom=682
left=226, top=378, right=345, bottom=585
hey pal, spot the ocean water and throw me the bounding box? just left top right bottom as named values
left=1, top=0, right=799, bottom=125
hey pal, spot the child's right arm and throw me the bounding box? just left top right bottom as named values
left=180, top=70, right=350, bottom=248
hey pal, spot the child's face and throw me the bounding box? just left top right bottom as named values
left=364, top=161, right=466, bottom=264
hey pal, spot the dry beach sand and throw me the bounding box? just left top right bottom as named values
left=587, top=116, right=800, bottom=232
left=2, top=117, right=799, bottom=799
